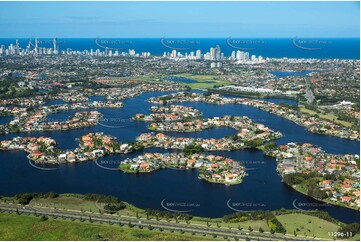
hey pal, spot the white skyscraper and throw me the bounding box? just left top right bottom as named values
left=35, top=38, right=38, bottom=54
left=210, top=48, right=215, bottom=60
left=231, top=51, right=236, bottom=60
left=53, top=38, right=58, bottom=54
left=196, top=50, right=201, bottom=59
left=236, top=50, right=243, bottom=61
left=244, top=52, right=249, bottom=61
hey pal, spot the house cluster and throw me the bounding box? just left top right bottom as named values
left=0, top=95, right=46, bottom=107
left=0, top=81, right=184, bottom=110
left=83, top=82, right=186, bottom=102
left=249, top=59, right=359, bottom=105
left=148, top=92, right=359, bottom=140
left=0, top=101, right=123, bottom=134
left=147, top=115, right=279, bottom=140
left=0, top=136, right=59, bottom=163
left=119, top=152, right=246, bottom=185
left=248, top=101, right=359, bottom=140
left=23, top=111, right=102, bottom=132
left=78, top=132, right=133, bottom=154
left=133, top=105, right=202, bottom=122
left=136, top=130, right=277, bottom=151
left=267, top=142, right=360, bottom=210
left=0, top=132, right=133, bottom=164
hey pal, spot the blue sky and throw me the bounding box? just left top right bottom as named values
left=0, top=1, right=359, bottom=38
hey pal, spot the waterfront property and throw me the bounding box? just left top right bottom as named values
left=0, top=132, right=133, bottom=164
left=148, top=92, right=359, bottom=140
left=137, top=129, right=281, bottom=151
left=133, top=105, right=202, bottom=122
left=264, top=142, right=360, bottom=210
left=119, top=152, right=247, bottom=185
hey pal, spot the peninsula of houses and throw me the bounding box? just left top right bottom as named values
left=148, top=92, right=359, bottom=140
left=133, top=105, right=202, bottom=122
left=0, top=82, right=186, bottom=134
left=263, top=142, right=360, bottom=210
left=0, top=132, right=133, bottom=164
left=119, top=152, right=247, bottom=185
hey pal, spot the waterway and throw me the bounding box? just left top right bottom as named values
left=0, top=91, right=359, bottom=223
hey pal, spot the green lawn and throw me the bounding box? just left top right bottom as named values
left=276, top=213, right=341, bottom=239
left=29, top=196, right=100, bottom=212
left=102, top=73, right=233, bottom=89
left=191, top=219, right=270, bottom=232
left=29, top=196, right=139, bottom=217
left=0, top=213, right=212, bottom=241
left=175, top=73, right=220, bottom=81
left=174, top=73, right=233, bottom=89
left=4, top=194, right=359, bottom=241
left=299, top=106, right=352, bottom=128
left=28, top=196, right=267, bottom=231
left=132, top=75, right=164, bottom=82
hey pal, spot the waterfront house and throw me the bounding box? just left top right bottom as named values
left=225, top=174, right=235, bottom=182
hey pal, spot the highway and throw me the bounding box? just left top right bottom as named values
left=0, top=203, right=323, bottom=241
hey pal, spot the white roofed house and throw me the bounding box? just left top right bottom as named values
left=92, top=149, right=104, bottom=157
left=58, top=154, right=66, bottom=161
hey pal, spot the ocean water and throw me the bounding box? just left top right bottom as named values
left=0, top=38, right=359, bottom=59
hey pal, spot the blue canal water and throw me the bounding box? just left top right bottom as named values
left=0, top=91, right=359, bottom=223
left=0, top=116, right=13, bottom=125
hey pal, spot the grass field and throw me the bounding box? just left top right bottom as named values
left=174, top=73, right=233, bottom=89
left=276, top=213, right=340, bottom=239
left=29, top=196, right=139, bottom=217
left=30, top=196, right=100, bottom=212
left=28, top=196, right=268, bottom=231
left=99, top=73, right=233, bottom=89
left=299, top=106, right=352, bottom=128
left=3, top=194, right=360, bottom=241
left=132, top=75, right=164, bottom=82
left=0, top=213, right=215, bottom=241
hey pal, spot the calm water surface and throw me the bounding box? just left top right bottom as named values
left=0, top=91, right=359, bottom=223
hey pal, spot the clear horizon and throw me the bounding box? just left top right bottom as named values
left=0, top=37, right=360, bottom=39
left=0, top=1, right=359, bottom=38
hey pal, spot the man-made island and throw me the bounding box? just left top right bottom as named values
left=133, top=105, right=203, bottom=122
left=119, top=152, right=247, bottom=185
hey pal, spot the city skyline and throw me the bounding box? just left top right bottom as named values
left=0, top=1, right=359, bottom=38
left=0, top=38, right=264, bottom=68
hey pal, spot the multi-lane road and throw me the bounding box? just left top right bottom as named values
left=0, top=203, right=324, bottom=241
